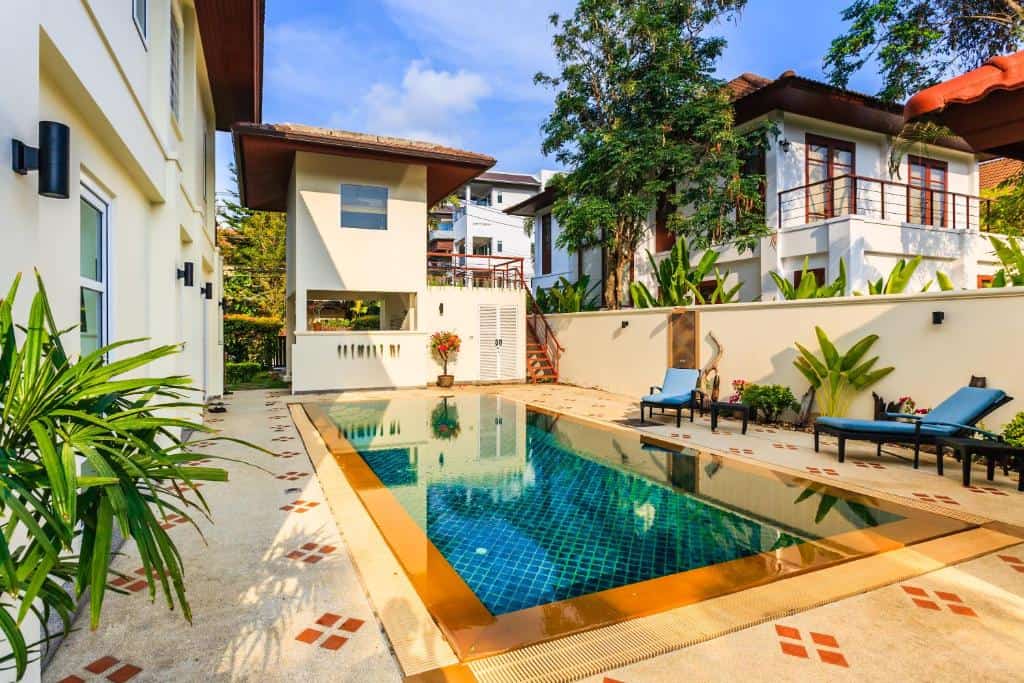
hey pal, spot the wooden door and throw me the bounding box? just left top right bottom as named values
left=479, top=305, right=498, bottom=381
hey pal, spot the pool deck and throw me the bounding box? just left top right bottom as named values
left=45, top=384, right=1024, bottom=682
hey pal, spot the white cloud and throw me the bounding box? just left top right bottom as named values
left=358, top=61, right=491, bottom=144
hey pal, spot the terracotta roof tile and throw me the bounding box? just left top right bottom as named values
left=477, top=171, right=540, bottom=186
left=727, top=73, right=773, bottom=100
left=980, top=157, right=1024, bottom=189
left=905, top=51, right=1024, bottom=120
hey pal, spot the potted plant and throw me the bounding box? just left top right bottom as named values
left=430, top=331, right=461, bottom=387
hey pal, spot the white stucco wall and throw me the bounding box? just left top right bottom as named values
left=1, top=1, right=223, bottom=405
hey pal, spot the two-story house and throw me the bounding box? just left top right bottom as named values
left=2, top=0, right=263, bottom=401
left=510, top=70, right=1003, bottom=303
left=232, top=123, right=541, bottom=392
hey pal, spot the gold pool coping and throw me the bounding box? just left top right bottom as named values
left=291, top=400, right=1024, bottom=681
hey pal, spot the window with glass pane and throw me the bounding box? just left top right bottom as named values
left=170, top=14, right=181, bottom=119
left=341, top=184, right=388, bottom=229
left=438, top=219, right=453, bottom=232
left=909, top=156, right=948, bottom=227
left=80, top=195, right=106, bottom=356
left=133, top=0, right=147, bottom=40
left=805, top=135, right=855, bottom=221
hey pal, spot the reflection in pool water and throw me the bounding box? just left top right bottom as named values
left=327, top=396, right=902, bottom=616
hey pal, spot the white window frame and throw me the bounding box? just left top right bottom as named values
left=133, top=0, right=148, bottom=46
left=80, top=184, right=111, bottom=358
left=170, top=8, right=182, bottom=121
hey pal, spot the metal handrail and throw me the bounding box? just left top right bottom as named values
left=777, top=173, right=992, bottom=231
left=520, top=273, right=564, bottom=380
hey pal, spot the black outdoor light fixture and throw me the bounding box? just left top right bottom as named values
left=176, top=261, right=194, bottom=287
left=438, top=302, right=444, bottom=316
left=12, top=121, right=71, bottom=199
left=932, top=311, right=945, bottom=325
left=621, top=320, right=630, bottom=329
left=201, top=282, right=213, bottom=300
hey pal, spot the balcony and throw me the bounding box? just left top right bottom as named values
left=777, top=174, right=993, bottom=231
left=427, top=252, right=525, bottom=289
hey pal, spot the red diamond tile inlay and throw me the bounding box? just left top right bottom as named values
left=904, top=585, right=979, bottom=616
left=85, top=657, right=118, bottom=674
left=295, top=612, right=365, bottom=651
left=774, top=624, right=848, bottom=667
left=901, top=585, right=928, bottom=597
left=281, top=500, right=319, bottom=513
left=107, top=664, right=143, bottom=683
left=285, top=542, right=335, bottom=564
left=73, top=656, right=142, bottom=682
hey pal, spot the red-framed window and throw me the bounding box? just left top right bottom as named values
left=540, top=213, right=552, bottom=275
left=908, top=156, right=948, bottom=227
left=792, top=268, right=825, bottom=288
left=805, top=134, right=855, bottom=221
left=977, top=274, right=994, bottom=288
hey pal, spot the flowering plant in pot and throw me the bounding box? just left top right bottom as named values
left=430, top=331, right=461, bottom=387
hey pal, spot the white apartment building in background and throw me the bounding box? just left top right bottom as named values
left=510, top=71, right=1002, bottom=304
left=430, top=171, right=540, bottom=283
left=1, top=0, right=263, bottom=403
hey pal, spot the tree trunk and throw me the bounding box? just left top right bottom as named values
left=604, top=247, right=620, bottom=309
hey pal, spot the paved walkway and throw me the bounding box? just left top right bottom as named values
left=46, top=384, right=1024, bottom=682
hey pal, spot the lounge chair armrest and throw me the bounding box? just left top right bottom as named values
left=928, top=421, right=1005, bottom=442
left=885, top=412, right=922, bottom=421
left=649, top=386, right=662, bottom=394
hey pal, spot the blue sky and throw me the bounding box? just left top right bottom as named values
left=216, top=0, right=882, bottom=199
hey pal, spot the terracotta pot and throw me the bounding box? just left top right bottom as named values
left=437, top=374, right=455, bottom=388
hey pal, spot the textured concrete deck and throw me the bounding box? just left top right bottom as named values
left=45, top=384, right=1024, bottom=682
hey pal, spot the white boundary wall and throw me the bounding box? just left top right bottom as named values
left=548, top=288, right=1024, bottom=428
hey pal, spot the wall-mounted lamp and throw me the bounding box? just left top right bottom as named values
left=621, top=320, right=629, bottom=329
left=932, top=311, right=945, bottom=325
left=218, top=298, right=225, bottom=309
left=779, top=138, right=792, bottom=153
left=438, top=302, right=444, bottom=316
left=176, top=261, right=194, bottom=287
left=12, top=121, right=71, bottom=198
left=201, top=282, right=213, bottom=300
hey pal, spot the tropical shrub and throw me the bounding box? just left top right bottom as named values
left=225, top=361, right=261, bottom=385
left=793, top=326, right=895, bottom=417
left=223, top=314, right=282, bottom=366
left=691, top=269, right=742, bottom=305
left=855, top=256, right=954, bottom=295
left=985, top=235, right=1024, bottom=287
left=1003, top=412, right=1024, bottom=448
left=741, top=384, right=799, bottom=423
left=430, top=331, right=461, bottom=375
left=350, top=314, right=381, bottom=330
left=771, top=258, right=847, bottom=299
left=0, top=273, right=254, bottom=678
left=536, top=275, right=598, bottom=313
left=630, top=241, right=741, bottom=307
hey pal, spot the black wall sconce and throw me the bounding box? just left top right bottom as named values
left=438, top=302, right=444, bottom=316
left=621, top=320, right=629, bottom=329
left=932, top=311, right=945, bottom=325
left=201, top=283, right=213, bottom=300
left=176, top=261, right=194, bottom=287
left=12, top=121, right=70, bottom=199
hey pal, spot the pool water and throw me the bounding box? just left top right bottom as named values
left=326, top=396, right=904, bottom=616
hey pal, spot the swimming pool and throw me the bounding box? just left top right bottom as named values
left=306, top=395, right=972, bottom=657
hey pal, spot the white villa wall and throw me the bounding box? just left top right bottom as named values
left=548, top=288, right=1024, bottom=429
left=453, top=204, right=535, bottom=281
left=1, top=1, right=223, bottom=402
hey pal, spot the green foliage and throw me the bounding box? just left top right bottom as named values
left=985, top=235, right=1024, bottom=287
left=630, top=241, right=720, bottom=307
left=854, top=256, right=952, bottom=295
left=771, top=258, right=847, bottom=299
left=793, top=326, right=895, bottom=416
left=0, top=273, right=259, bottom=678
left=983, top=174, right=1024, bottom=237
left=536, top=0, right=771, bottom=308
left=741, top=384, right=799, bottom=423
left=350, top=315, right=381, bottom=331
left=219, top=165, right=286, bottom=319
left=692, top=269, right=742, bottom=305
left=536, top=275, right=599, bottom=313
left=1003, top=412, right=1024, bottom=448
left=225, top=361, right=262, bottom=385
left=223, top=314, right=282, bottom=366
left=825, top=1, right=1024, bottom=103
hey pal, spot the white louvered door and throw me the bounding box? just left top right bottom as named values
left=479, top=304, right=499, bottom=381
left=498, top=305, right=519, bottom=380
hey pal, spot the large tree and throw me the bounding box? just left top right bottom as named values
left=825, top=1, right=1024, bottom=102
left=218, top=166, right=287, bottom=320
left=536, top=0, right=770, bottom=308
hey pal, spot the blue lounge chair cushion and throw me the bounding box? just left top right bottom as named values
left=817, top=387, right=1007, bottom=437
left=815, top=416, right=956, bottom=436
left=642, top=390, right=693, bottom=406
left=642, top=368, right=700, bottom=406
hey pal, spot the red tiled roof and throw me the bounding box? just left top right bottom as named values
left=980, top=157, right=1024, bottom=189
left=905, top=52, right=1024, bottom=120
left=727, top=73, right=773, bottom=100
